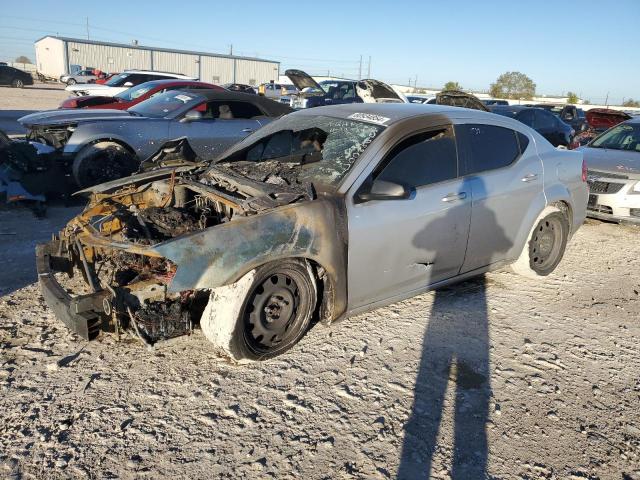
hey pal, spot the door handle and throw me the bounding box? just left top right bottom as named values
left=241, top=128, right=254, bottom=133
left=441, top=192, right=467, bottom=202
left=521, top=173, right=538, bottom=182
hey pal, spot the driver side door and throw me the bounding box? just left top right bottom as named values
left=168, top=100, right=262, bottom=160
left=346, top=125, right=471, bottom=310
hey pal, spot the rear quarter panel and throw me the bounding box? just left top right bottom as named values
left=537, top=140, right=588, bottom=235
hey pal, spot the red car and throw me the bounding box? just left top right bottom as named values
left=59, top=79, right=224, bottom=110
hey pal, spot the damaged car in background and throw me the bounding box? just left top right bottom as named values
left=285, top=69, right=406, bottom=109
left=36, top=103, right=587, bottom=362
left=4, top=90, right=291, bottom=209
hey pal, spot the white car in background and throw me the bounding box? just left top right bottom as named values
left=65, top=70, right=196, bottom=97
left=60, top=69, right=98, bottom=85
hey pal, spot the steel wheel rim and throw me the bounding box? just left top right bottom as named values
left=243, top=273, right=301, bottom=354
left=530, top=217, right=563, bottom=270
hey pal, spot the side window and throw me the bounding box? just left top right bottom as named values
left=535, top=110, right=557, bottom=129
left=203, top=101, right=264, bottom=119
left=375, top=127, right=458, bottom=188
left=517, top=132, right=530, bottom=153
left=227, top=101, right=264, bottom=118
left=517, top=110, right=535, bottom=128
left=456, top=124, right=521, bottom=175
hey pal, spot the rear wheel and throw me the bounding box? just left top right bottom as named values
left=201, top=260, right=317, bottom=362
left=72, top=142, right=138, bottom=188
left=511, top=206, right=569, bottom=278
left=11, top=79, right=24, bottom=88
left=66, top=78, right=76, bottom=85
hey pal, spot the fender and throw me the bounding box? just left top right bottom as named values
left=64, top=132, right=137, bottom=156
left=154, top=198, right=348, bottom=322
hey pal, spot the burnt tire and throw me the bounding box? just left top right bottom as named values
left=201, top=260, right=317, bottom=362
left=511, top=206, right=569, bottom=279
left=72, top=142, right=139, bottom=189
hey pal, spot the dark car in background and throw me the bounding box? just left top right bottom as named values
left=285, top=69, right=404, bottom=109
left=528, top=104, right=588, bottom=133
left=0, top=65, right=34, bottom=88
left=490, top=105, right=574, bottom=147
left=482, top=99, right=509, bottom=106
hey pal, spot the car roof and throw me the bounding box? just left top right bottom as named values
left=133, top=79, right=220, bottom=89
left=290, top=103, right=502, bottom=125
left=181, top=88, right=293, bottom=116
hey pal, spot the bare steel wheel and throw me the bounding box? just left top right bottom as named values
left=201, top=260, right=317, bottom=362
left=512, top=206, right=569, bottom=278
left=11, top=79, right=24, bottom=88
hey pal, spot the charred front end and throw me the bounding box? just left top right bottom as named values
left=36, top=166, right=346, bottom=346
left=36, top=173, right=236, bottom=343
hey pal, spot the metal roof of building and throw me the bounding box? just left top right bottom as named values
left=35, top=36, right=279, bottom=65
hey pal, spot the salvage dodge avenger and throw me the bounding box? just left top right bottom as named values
left=36, top=104, right=588, bottom=361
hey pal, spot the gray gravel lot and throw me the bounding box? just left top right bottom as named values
left=1, top=88, right=639, bottom=479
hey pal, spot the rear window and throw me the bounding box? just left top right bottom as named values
left=457, top=124, right=522, bottom=175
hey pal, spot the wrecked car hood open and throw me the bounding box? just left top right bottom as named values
left=355, top=80, right=404, bottom=103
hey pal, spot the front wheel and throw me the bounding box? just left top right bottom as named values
left=72, top=142, right=138, bottom=188
left=66, top=78, right=76, bottom=85
left=201, top=260, right=317, bottom=362
left=11, top=79, right=24, bottom=88
left=511, top=206, right=569, bottom=278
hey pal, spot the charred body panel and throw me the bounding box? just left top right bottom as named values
left=36, top=166, right=347, bottom=344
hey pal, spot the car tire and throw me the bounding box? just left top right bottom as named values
left=67, top=78, right=76, bottom=85
left=511, top=206, right=569, bottom=278
left=201, top=259, right=317, bottom=362
left=71, top=142, right=139, bottom=189
left=11, top=79, right=24, bottom=88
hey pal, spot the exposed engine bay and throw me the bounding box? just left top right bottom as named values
left=45, top=164, right=314, bottom=346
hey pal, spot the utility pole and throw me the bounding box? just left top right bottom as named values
left=605, top=91, right=609, bottom=107
left=367, top=56, right=371, bottom=78
left=358, top=55, right=362, bottom=80
left=229, top=44, right=233, bottom=56
left=414, top=75, right=418, bottom=88
left=86, top=17, right=90, bottom=40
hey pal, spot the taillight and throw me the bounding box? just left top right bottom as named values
left=581, top=158, right=587, bottom=182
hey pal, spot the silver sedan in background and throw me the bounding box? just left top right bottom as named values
left=580, top=117, right=640, bottom=223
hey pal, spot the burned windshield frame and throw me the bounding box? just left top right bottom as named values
left=209, top=114, right=385, bottom=188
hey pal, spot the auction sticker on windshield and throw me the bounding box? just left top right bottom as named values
left=348, top=113, right=390, bottom=125
left=175, top=94, right=194, bottom=103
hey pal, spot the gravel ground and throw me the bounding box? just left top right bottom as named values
left=0, top=215, right=639, bottom=479
left=0, top=84, right=69, bottom=135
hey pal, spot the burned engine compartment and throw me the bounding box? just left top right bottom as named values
left=53, top=166, right=313, bottom=345
left=25, top=124, right=75, bottom=150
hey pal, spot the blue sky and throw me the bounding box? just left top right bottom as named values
left=1, top=0, right=638, bottom=103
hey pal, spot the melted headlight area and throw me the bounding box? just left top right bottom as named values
left=57, top=178, right=243, bottom=345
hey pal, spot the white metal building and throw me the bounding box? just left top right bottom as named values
left=34, top=36, right=279, bottom=85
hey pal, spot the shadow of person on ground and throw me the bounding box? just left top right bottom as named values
left=398, top=177, right=512, bottom=479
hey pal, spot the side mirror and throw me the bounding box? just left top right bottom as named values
left=123, top=82, right=133, bottom=87
left=180, top=109, right=203, bottom=123
left=356, top=179, right=413, bottom=202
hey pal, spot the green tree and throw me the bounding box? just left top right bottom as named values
left=489, top=71, right=536, bottom=100
left=443, top=81, right=462, bottom=91
left=14, top=55, right=32, bottom=64
left=623, top=98, right=640, bottom=108
left=566, top=92, right=579, bottom=104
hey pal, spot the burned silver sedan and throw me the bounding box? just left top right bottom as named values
left=36, top=104, right=588, bottom=361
